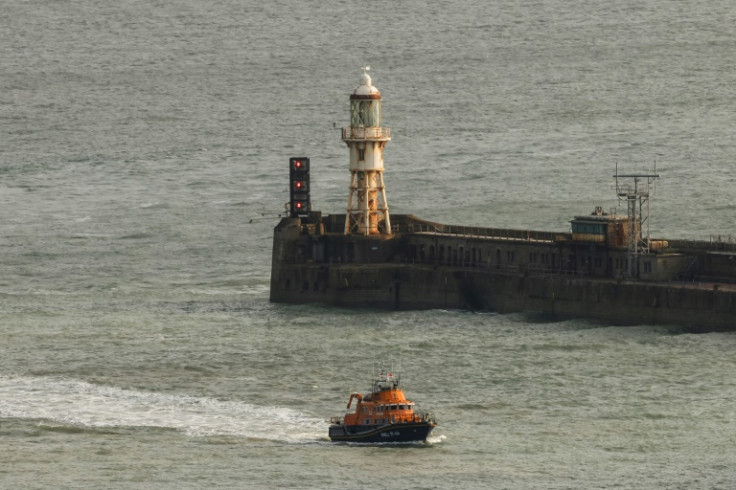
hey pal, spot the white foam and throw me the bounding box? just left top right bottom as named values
left=0, top=375, right=326, bottom=442
left=427, top=434, right=447, bottom=444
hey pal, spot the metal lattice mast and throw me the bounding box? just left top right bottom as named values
left=614, top=166, right=660, bottom=278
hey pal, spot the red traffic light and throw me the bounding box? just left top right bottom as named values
left=290, top=157, right=309, bottom=173
left=292, top=180, right=308, bottom=192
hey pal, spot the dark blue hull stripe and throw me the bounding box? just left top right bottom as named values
left=328, top=422, right=434, bottom=443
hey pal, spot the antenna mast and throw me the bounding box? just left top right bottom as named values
left=614, top=164, right=660, bottom=278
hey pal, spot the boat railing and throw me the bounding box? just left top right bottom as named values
left=411, top=413, right=434, bottom=424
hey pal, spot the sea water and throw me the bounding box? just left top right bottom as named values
left=2, top=0, right=736, bottom=488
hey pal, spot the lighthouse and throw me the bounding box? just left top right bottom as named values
left=343, top=68, right=392, bottom=235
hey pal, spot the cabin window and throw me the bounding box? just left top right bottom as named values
left=572, top=222, right=606, bottom=235
left=507, top=251, right=515, bottom=263
left=644, top=261, right=652, bottom=273
left=358, top=149, right=365, bottom=161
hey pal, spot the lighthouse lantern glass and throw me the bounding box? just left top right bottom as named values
left=350, top=100, right=381, bottom=127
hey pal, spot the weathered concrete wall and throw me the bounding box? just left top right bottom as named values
left=269, top=216, right=736, bottom=331
left=270, top=260, right=736, bottom=331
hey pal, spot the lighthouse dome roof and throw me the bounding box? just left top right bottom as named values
left=352, top=69, right=381, bottom=99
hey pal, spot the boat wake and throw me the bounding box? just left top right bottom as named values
left=0, top=375, right=326, bottom=442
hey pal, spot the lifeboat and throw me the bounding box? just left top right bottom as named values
left=328, top=369, right=436, bottom=443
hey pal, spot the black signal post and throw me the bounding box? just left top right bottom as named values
left=289, top=157, right=310, bottom=217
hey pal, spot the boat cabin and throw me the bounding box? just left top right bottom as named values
left=334, top=372, right=429, bottom=427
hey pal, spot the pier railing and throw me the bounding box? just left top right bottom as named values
left=667, top=235, right=736, bottom=252
left=399, top=222, right=559, bottom=243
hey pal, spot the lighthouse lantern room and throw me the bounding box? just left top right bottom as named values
left=342, top=67, right=392, bottom=236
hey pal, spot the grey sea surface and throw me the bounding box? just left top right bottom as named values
left=2, top=0, right=736, bottom=488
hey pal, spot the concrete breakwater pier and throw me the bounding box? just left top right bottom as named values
left=269, top=69, right=735, bottom=332
left=270, top=213, right=736, bottom=332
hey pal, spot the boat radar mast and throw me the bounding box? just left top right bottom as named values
left=614, top=164, right=660, bottom=278
left=342, top=67, right=392, bottom=236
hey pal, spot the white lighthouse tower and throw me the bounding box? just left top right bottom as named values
left=343, top=68, right=392, bottom=236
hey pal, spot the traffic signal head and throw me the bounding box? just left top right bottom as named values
left=289, top=157, right=310, bottom=217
